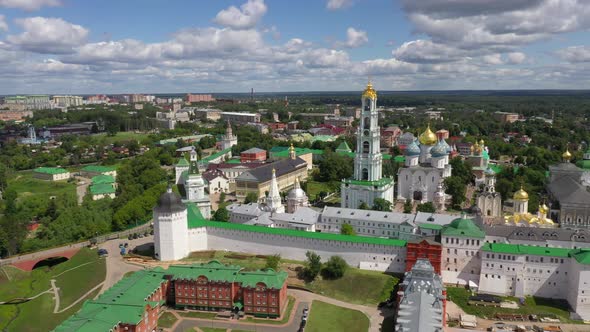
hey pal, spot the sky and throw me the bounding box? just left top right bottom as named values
left=1, top=0, right=590, bottom=94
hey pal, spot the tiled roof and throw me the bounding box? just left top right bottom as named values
left=34, top=167, right=69, bottom=174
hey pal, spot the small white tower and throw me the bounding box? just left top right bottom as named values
left=287, top=177, right=309, bottom=213
left=154, top=186, right=189, bottom=261
left=266, top=168, right=285, bottom=213
left=433, top=181, right=446, bottom=211
left=220, top=120, right=238, bottom=150
left=185, top=147, right=211, bottom=218
left=174, top=154, right=190, bottom=185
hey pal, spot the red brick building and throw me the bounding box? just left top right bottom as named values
left=405, top=239, right=442, bottom=274
left=240, top=147, right=267, bottom=163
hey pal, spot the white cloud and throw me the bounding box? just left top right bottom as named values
left=326, top=0, right=353, bottom=10
left=483, top=54, right=503, bottom=65
left=213, top=0, right=267, bottom=30
left=507, top=52, right=526, bottom=64
left=7, top=17, right=88, bottom=54
left=393, top=39, right=469, bottom=63
left=339, top=27, right=368, bottom=48
left=557, top=46, right=590, bottom=63
left=0, top=0, right=60, bottom=11
left=0, top=15, right=8, bottom=32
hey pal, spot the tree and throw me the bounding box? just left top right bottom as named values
left=372, top=198, right=392, bottom=212
left=403, top=199, right=412, bottom=213
left=303, top=251, right=322, bottom=281
left=341, top=223, right=356, bottom=236
left=358, top=201, right=369, bottom=210
left=316, top=150, right=353, bottom=182
left=416, top=202, right=436, bottom=213
left=445, top=176, right=467, bottom=210
left=213, top=206, right=229, bottom=222
left=244, top=192, right=259, bottom=204
left=219, top=192, right=226, bottom=204
left=265, top=254, right=281, bottom=270
left=321, top=256, right=348, bottom=279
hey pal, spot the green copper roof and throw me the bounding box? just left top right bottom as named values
left=569, top=248, right=590, bottom=265
left=34, top=167, right=69, bottom=174
left=481, top=243, right=571, bottom=258
left=335, top=141, right=351, bottom=152
left=342, top=177, right=394, bottom=187
left=176, top=157, right=189, bottom=167
left=394, top=155, right=406, bottom=163
left=417, top=223, right=443, bottom=230
left=226, top=158, right=242, bottom=164
left=89, top=183, right=115, bottom=195
left=238, top=268, right=288, bottom=289
left=81, top=165, right=116, bottom=173
left=186, top=203, right=406, bottom=247
left=271, top=147, right=324, bottom=158
left=91, top=174, right=115, bottom=185
left=441, top=216, right=485, bottom=238
left=576, top=159, right=590, bottom=170
left=200, top=148, right=232, bottom=163
left=167, top=260, right=241, bottom=281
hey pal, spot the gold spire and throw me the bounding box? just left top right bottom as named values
left=362, top=81, right=377, bottom=100
left=513, top=185, right=529, bottom=201
left=272, top=167, right=276, bottom=175
left=289, top=143, right=296, bottom=159
left=562, top=148, right=572, bottom=161
left=419, top=124, right=437, bottom=145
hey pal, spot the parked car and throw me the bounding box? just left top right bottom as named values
left=124, top=243, right=129, bottom=248
left=98, top=249, right=108, bottom=257
left=133, top=233, right=139, bottom=239
left=128, top=234, right=133, bottom=240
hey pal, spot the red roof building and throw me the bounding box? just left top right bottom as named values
left=405, top=239, right=442, bottom=275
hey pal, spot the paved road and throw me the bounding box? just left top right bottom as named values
left=172, top=300, right=309, bottom=332
left=98, top=235, right=154, bottom=293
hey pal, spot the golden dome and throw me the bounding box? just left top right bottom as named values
left=362, top=81, right=377, bottom=100
left=419, top=124, right=437, bottom=145
left=479, top=139, right=485, bottom=146
left=562, top=148, right=572, bottom=161
left=539, top=203, right=549, bottom=215
left=513, top=186, right=529, bottom=201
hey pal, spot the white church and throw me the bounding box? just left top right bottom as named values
left=340, top=82, right=395, bottom=209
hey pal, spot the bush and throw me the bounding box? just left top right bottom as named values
left=302, top=251, right=322, bottom=281
left=321, top=256, right=348, bottom=279
left=265, top=254, right=281, bottom=270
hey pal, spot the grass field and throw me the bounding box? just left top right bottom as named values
left=306, top=300, right=370, bottom=332
left=178, top=311, right=218, bottom=319
left=9, top=170, right=75, bottom=201
left=0, top=247, right=106, bottom=332
left=92, top=131, right=152, bottom=144
left=307, top=269, right=398, bottom=305
left=446, top=287, right=579, bottom=323
left=305, top=180, right=339, bottom=199
left=200, top=328, right=227, bottom=332
left=158, top=312, right=178, bottom=328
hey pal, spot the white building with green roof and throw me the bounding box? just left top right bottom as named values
left=33, top=167, right=70, bottom=181
left=340, top=83, right=395, bottom=209
left=80, top=165, right=117, bottom=178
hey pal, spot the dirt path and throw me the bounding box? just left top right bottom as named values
left=50, top=279, right=60, bottom=313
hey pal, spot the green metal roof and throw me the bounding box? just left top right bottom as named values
left=34, top=167, right=69, bottom=174
left=186, top=203, right=406, bottom=247
left=576, top=159, right=590, bottom=170
left=394, top=155, right=406, bottom=163
left=271, top=147, right=324, bottom=158
left=167, top=261, right=241, bottom=281
left=342, top=177, right=394, bottom=187
left=200, top=148, right=232, bottom=163
left=311, top=135, right=336, bottom=142
left=91, top=174, right=115, bottom=185
left=176, top=157, right=189, bottom=167
left=81, top=165, right=116, bottom=173
left=238, top=268, right=288, bottom=289
left=89, top=183, right=116, bottom=195
left=417, top=223, right=443, bottom=230
left=441, top=217, right=485, bottom=238
left=481, top=243, right=571, bottom=258
left=570, top=248, right=590, bottom=265
left=225, top=158, right=242, bottom=164
left=335, top=141, right=351, bottom=152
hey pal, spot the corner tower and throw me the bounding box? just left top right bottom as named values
left=341, top=81, right=394, bottom=209
left=154, top=186, right=189, bottom=261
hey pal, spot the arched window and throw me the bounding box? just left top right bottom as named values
left=364, top=117, right=370, bottom=129
left=363, top=141, right=370, bottom=154
left=362, top=168, right=368, bottom=180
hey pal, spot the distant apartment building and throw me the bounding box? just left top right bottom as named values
left=221, top=112, right=261, bottom=124
left=455, top=142, right=473, bottom=156
left=187, top=94, right=215, bottom=103
left=494, top=111, right=520, bottom=123
left=193, top=108, right=222, bottom=121
left=324, top=115, right=354, bottom=128
left=0, top=110, right=33, bottom=122
left=130, top=94, right=154, bottom=103
left=343, top=107, right=362, bottom=119
left=52, top=95, right=83, bottom=107
left=4, top=95, right=51, bottom=110
left=381, top=126, right=403, bottom=148
left=85, top=95, right=110, bottom=104
left=39, top=123, right=94, bottom=138
left=425, top=110, right=443, bottom=120
left=298, top=113, right=330, bottom=122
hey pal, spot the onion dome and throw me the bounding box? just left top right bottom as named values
left=406, top=139, right=421, bottom=156
left=562, top=148, right=572, bottom=161
left=431, top=140, right=448, bottom=157
left=539, top=203, right=549, bottom=215
left=479, top=139, right=485, bottom=146
left=362, top=81, right=377, bottom=99
left=419, top=124, right=437, bottom=145
left=441, top=139, right=452, bottom=153
left=484, top=167, right=496, bottom=176
left=287, top=177, right=306, bottom=200
left=513, top=186, right=529, bottom=201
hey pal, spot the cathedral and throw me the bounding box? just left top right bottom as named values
left=174, top=147, right=212, bottom=219
left=340, top=82, right=395, bottom=209
left=397, top=126, right=452, bottom=203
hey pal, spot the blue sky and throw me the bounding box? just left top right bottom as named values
left=0, top=0, right=589, bottom=93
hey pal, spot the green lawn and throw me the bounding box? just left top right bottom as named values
left=54, top=248, right=106, bottom=307
left=9, top=170, right=75, bottom=201
left=306, top=300, right=369, bottom=332
left=92, top=131, right=152, bottom=144
left=306, top=180, right=339, bottom=199
left=446, top=287, right=579, bottom=323
left=178, top=311, right=218, bottom=319
left=242, top=296, right=295, bottom=325
left=158, top=312, right=178, bottom=328
left=0, top=247, right=106, bottom=332
left=307, top=268, right=398, bottom=305
left=200, top=328, right=227, bottom=332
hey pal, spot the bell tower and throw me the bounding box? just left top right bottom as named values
left=354, top=81, right=383, bottom=181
